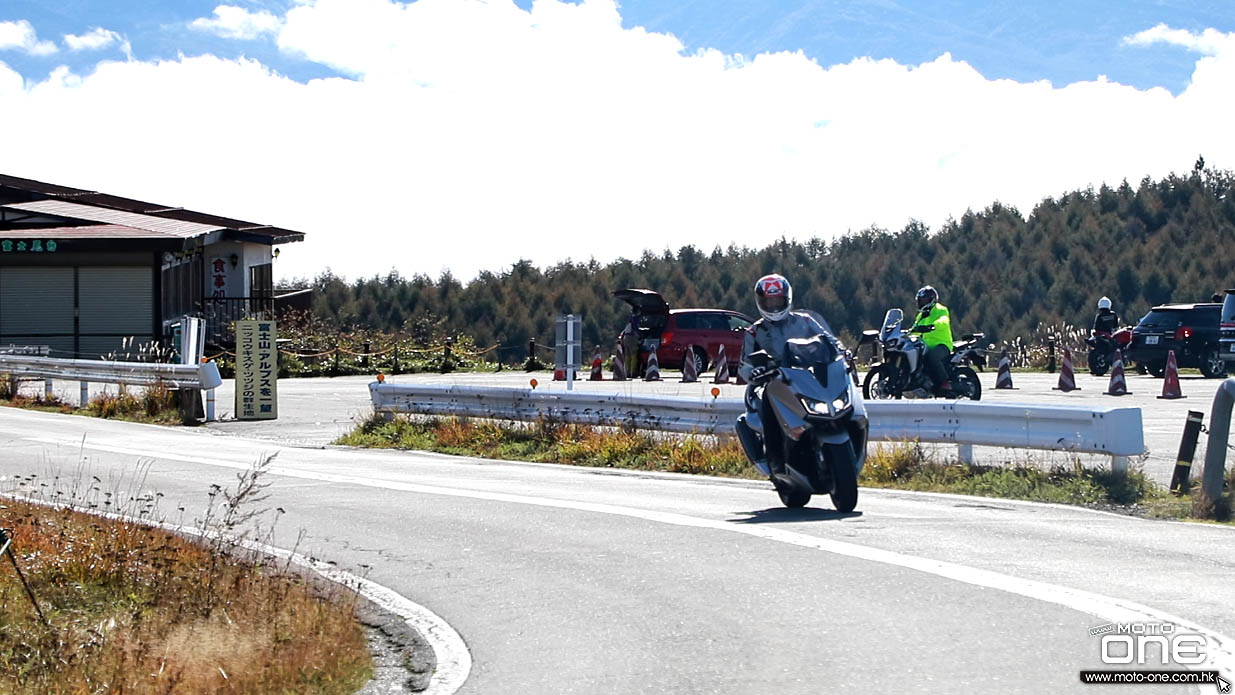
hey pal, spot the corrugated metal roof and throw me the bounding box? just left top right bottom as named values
left=0, top=224, right=178, bottom=240
left=2, top=200, right=223, bottom=238
left=0, top=173, right=306, bottom=244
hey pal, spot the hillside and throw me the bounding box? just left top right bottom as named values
left=296, top=161, right=1235, bottom=358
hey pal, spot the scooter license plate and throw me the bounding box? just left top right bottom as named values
left=1146, top=336, right=1159, bottom=345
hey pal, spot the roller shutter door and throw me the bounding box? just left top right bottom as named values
left=79, top=267, right=153, bottom=358
left=0, top=267, right=75, bottom=356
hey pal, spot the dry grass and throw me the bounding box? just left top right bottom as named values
left=339, top=414, right=756, bottom=477
left=0, top=458, right=373, bottom=694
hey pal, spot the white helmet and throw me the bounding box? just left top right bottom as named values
left=1098, top=296, right=1112, bottom=310
left=754, top=274, right=792, bottom=322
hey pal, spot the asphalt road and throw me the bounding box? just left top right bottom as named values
left=1, top=406, right=1232, bottom=693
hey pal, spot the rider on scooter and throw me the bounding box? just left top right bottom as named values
left=736, top=274, right=838, bottom=470
left=912, top=285, right=954, bottom=396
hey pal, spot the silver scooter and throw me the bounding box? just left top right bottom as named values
left=734, top=334, right=869, bottom=511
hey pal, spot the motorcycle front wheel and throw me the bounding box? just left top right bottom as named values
left=954, top=366, right=982, bottom=401
left=862, top=364, right=900, bottom=400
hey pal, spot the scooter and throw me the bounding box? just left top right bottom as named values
left=734, top=335, right=869, bottom=511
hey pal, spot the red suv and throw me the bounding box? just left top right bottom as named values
left=614, top=289, right=754, bottom=374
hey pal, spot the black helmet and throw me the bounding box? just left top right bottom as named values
left=916, top=285, right=938, bottom=312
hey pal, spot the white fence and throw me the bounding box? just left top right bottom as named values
left=369, top=383, right=1145, bottom=470
left=0, top=354, right=223, bottom=420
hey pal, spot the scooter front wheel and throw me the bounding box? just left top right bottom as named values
left=825, top=441, right=859, bottom=513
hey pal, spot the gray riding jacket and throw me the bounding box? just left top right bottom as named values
left=737, top=311, right=836, bottom=383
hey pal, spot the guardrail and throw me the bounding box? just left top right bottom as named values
left=368, top=383, right=1145, bottom=471
left=0, top=355, right=223, bottom=420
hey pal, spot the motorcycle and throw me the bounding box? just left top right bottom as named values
left=734, top=334, right=869, bottom=511
left=859, top=308, right=983, bottom=400
left=1085, top=327, right=1133, bottom=377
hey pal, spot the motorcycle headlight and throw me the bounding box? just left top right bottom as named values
left=802, top=391, right=851, bottom=417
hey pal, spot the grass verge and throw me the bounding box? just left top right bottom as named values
left=338, top=414, right=1234, bottom=523
left=0, top=381, right=186, bottom=425
left=0, top=458, right=373, bottom=694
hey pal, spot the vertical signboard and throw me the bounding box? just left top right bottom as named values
left=234, top=319, right=278, bottom=420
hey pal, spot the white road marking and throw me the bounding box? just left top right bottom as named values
left=23, top=435, right=1235, bottom=685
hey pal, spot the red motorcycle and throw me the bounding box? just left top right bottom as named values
left=1086, top=327, right=1133, bottom=376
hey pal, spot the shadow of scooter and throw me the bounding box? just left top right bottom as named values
left=728, top=507, right=862, bottom=524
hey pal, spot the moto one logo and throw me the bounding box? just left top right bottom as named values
left=1099, top=623, right=1207, bottom=665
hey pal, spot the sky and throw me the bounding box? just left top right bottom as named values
left=1, top=1, right=1232, bottom=283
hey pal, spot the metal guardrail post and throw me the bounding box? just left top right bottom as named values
left=1201, top=378, right=1235, bottom=505
left=80, top=381, right=89, bottom=407
left=43, top=379, right=52, bottom=400
left=1170, top=411, right=1204, bottom=493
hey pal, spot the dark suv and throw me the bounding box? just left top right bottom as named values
left=614, top=289, right=754, bottom=374
left=1219, top=289, right=1235, bottom=366
left=1128, top=302, right=1226, bottom=378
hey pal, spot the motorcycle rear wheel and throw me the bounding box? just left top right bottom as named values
left=1088, top=350, right=1109, bottom=377
left=953, top=366, right=982, bottom=401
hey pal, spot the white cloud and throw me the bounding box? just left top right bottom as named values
left=1123, top=23, right=1234, bottom=55
left=64, top=27, right=123, bottom=52
left=0, top=20, right=57, bottom=56
left=2, top=4, right=1234, bottom=284
left=191, top=5, right=282, bottom=40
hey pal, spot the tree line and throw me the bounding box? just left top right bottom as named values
left=286, top=160, right=1235, bottom=361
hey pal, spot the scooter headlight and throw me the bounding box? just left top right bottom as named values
left=802, top=391, right=851, bottom=417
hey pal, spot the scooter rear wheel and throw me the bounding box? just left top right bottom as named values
left=777, top=487, right=811, bottom=508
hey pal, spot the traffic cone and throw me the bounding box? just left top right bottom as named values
left=553, top=368, right=566, bottom=381
left=1105, top=349, right=1131, bottom=396
left=681, top=348, right=699, bottom=383
left=588, top=347, right=603, bottom=381
left=612, top=341, right=626, bottom=381
left=1158, top=349, right=1185, bottom=400
left=643, top=350, right=661, bottom=381
left=1052, top=347, right=1080, bottom=392
left=712, top=344, right=729, bottom=384
left=995, top=347, right=1016, bottom=390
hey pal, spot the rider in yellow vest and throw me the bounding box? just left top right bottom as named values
left=912, top=285, right=954, bottom=395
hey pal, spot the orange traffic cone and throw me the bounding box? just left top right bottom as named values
left=712, top=344, right=729, bottom=384
left=643, top=350, right=661, bottom=381
left=1052, top=347, right=1080, bottom=392
left=995, top=347, right=1016, bottom=390
left=1105, top=349, right=1131, bottom=396
left=612, top=341, right=626, bottom=381
left=682, top=348, right=699, bottom=383
left=588, top=347, right=603, bottom=381
left=1158, top=349, right=1185, bottom=399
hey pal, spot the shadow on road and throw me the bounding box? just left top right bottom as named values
left=728, top=507, right=862, bottom=524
